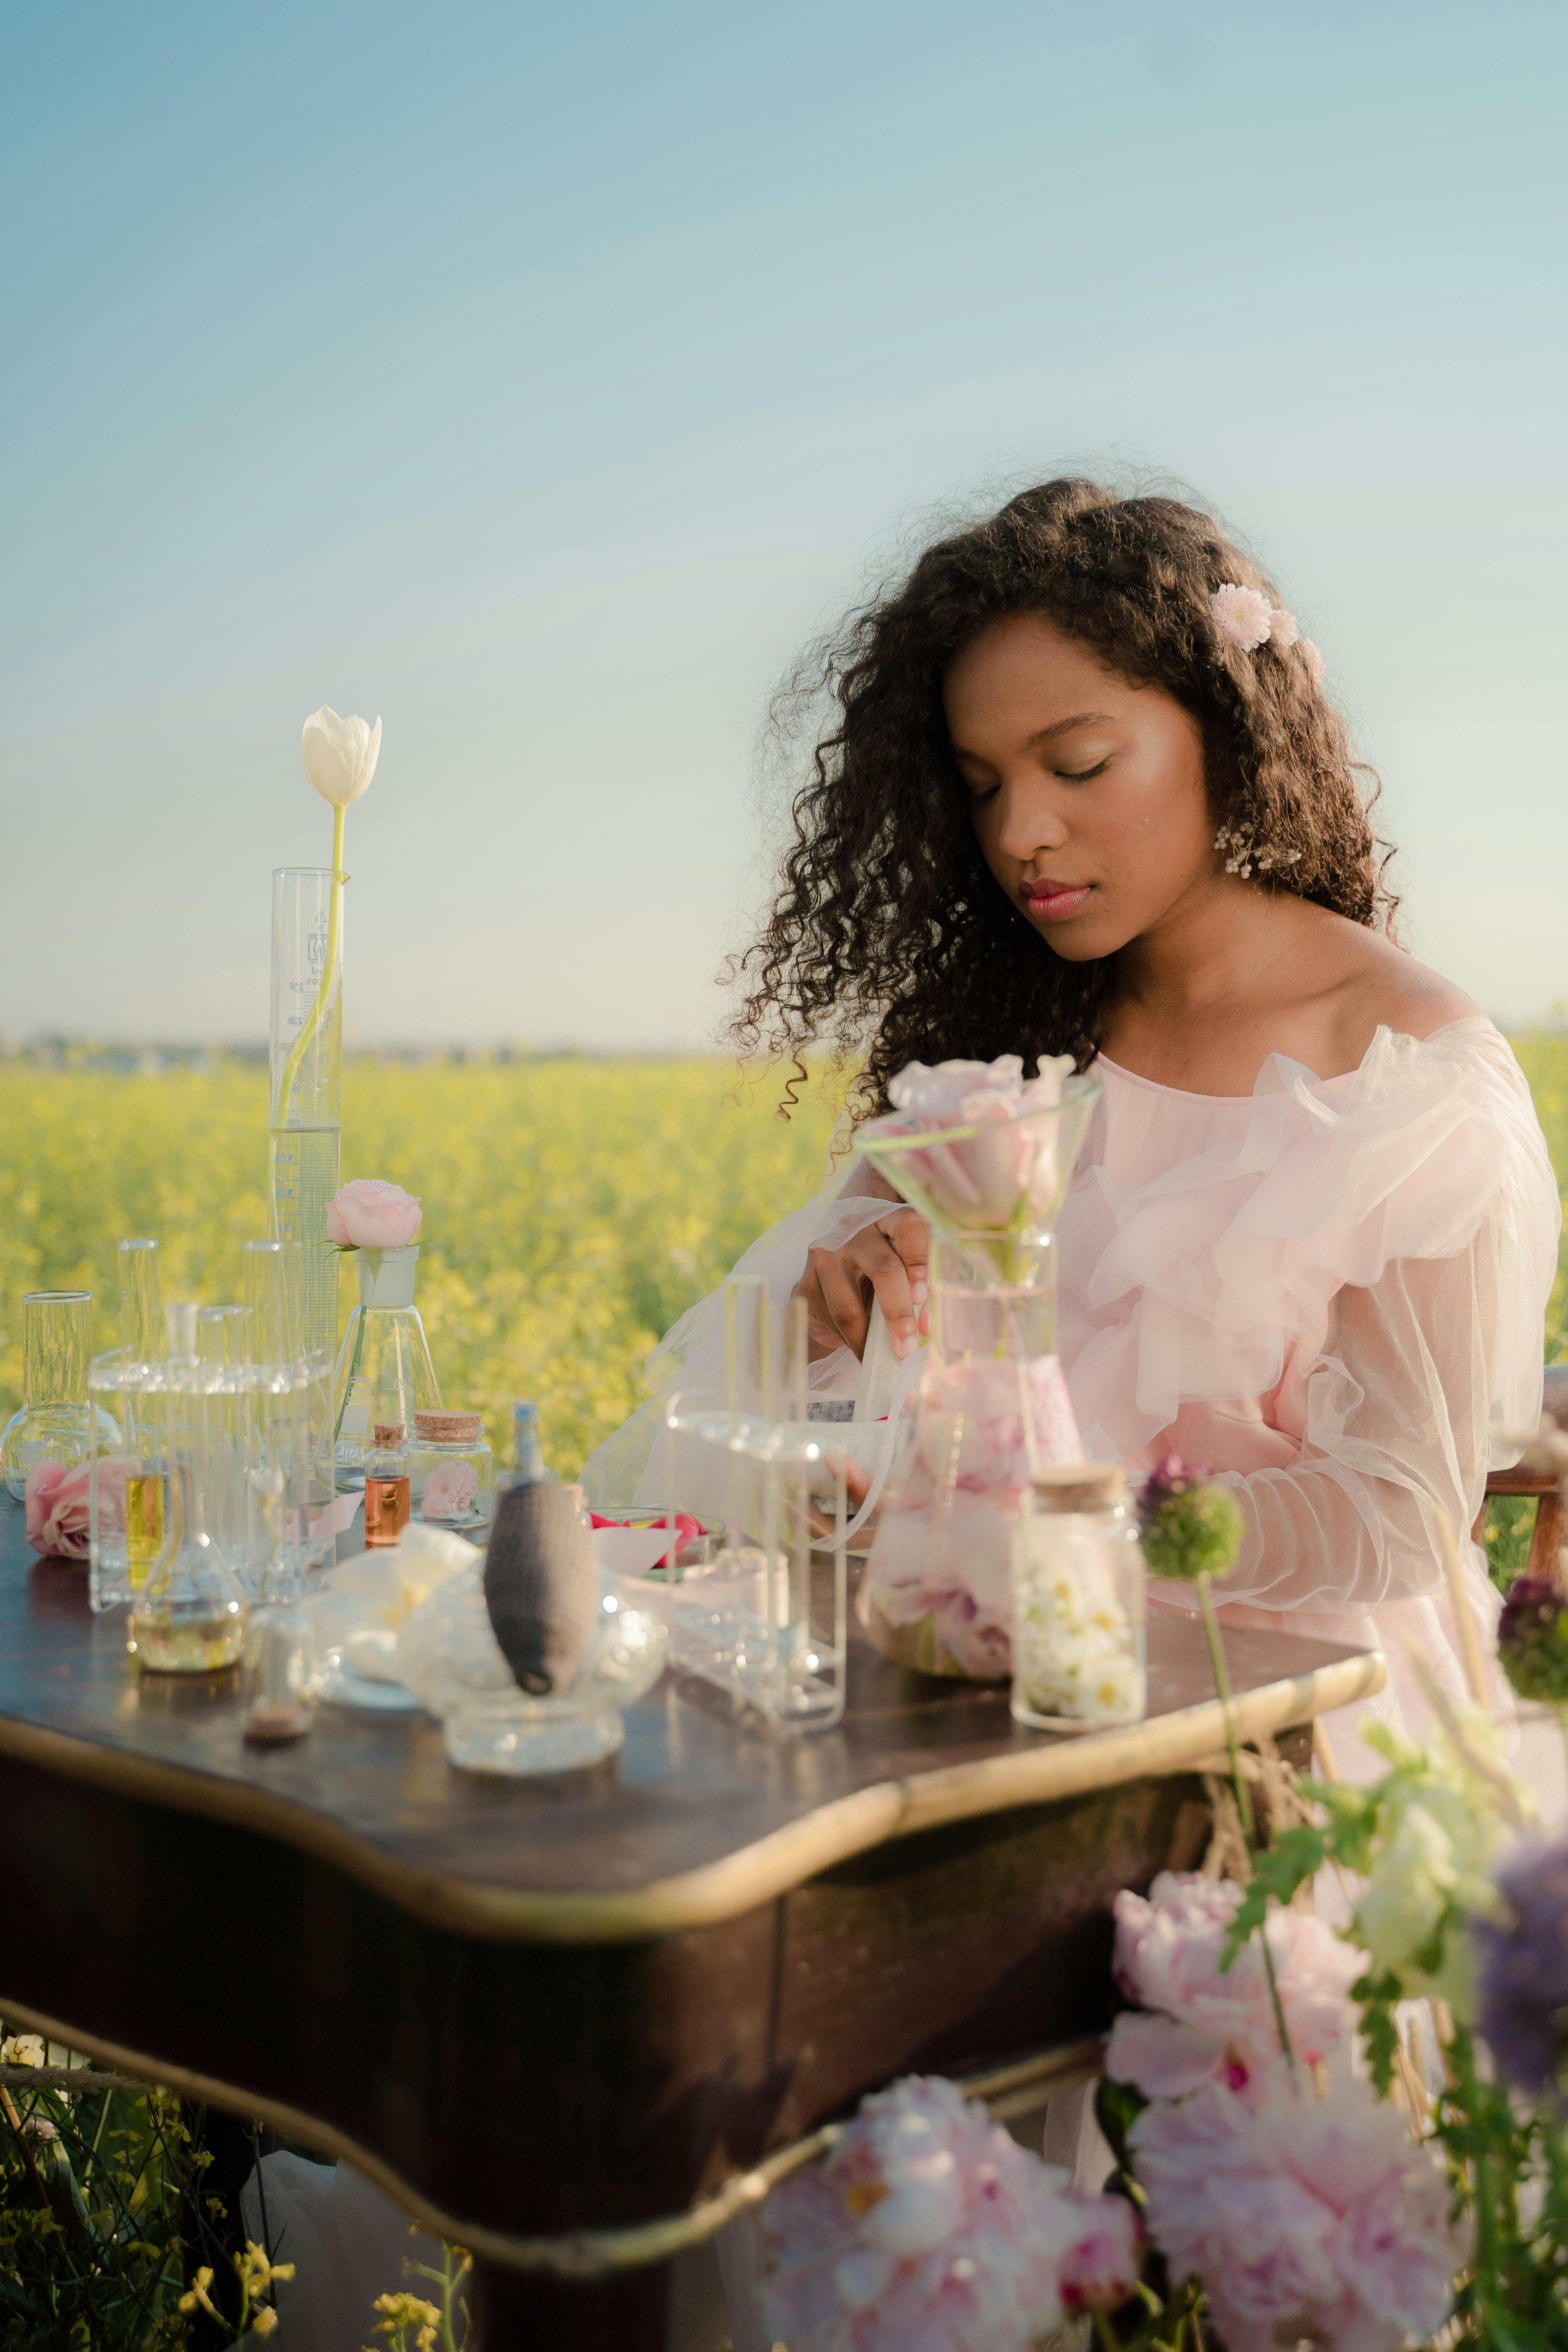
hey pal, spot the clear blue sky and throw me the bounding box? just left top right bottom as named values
left=2, top=0, right=1565, bottom=1048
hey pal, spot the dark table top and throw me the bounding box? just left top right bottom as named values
left=0, top=1493, right=1382, bottom=1944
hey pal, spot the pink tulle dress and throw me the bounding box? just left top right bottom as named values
left=586, top=1014, right=1560, bottom=1776
left=1059, top=1017, right=1560, bottom=1772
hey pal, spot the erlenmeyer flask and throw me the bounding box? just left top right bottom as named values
left=852, top=1079, right=1101, bottom=1679
left=128, top=1334, right=250, bottom=1674
left=2, top=1291, right=119, bottom=1501
left=330, top=1246, right=441, bottom=1489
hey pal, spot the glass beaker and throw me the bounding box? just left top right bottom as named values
left=239, top=1241, right=316, bottom=1597
left=330, top=1246, right=441, bottom=1488
left=243, top=1601, right=318, bottom=1742
left=128, top=1360, right=250, bottom=1673
left=269, top=866, right=344, bottom=1367
left=853, top=1080, right=1100, bottom=1679
left=3, top=1292, right=119, bottom=1503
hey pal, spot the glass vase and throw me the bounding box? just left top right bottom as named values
left=269, top=867, right=344, bottom=1370
left=854, top=1082, right=1100, bottom=1680
left=2, top=1292, right=119, bottom=1503
left=330, top=1246, right=442, bottom=1488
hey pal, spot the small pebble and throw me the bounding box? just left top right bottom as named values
left=244, top=1701, right=312, bottom=1744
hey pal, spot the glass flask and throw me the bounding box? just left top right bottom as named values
left=2, top=1291, right=119, bottom=1502
left=853, top=1079, right=1100, bottom=1680
left=1011, top=1462, right=1146, bottom=1732
left=363, top=1422, right=412, bottom=1547
left=409, top=1410, right=493, bottom=1528
left=243, top=1600, right=318, bottom=1742
left=127, top=1354, right=250, bottom=1674
left=330, top=1245, right=440, bottom=1488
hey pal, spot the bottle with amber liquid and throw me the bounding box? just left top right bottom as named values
left=364, top=1421, right=411, bottom=1547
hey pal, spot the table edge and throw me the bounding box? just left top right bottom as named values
left=0, top=1649, right=1383, bottom=1941
left=0, top=1985, right=1106, bottom=2273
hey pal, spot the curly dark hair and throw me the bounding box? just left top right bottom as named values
left=732, top=477, right=1395, bottom=1115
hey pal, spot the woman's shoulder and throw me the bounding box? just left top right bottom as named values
left=1298, top=910, right=1480, bottom=1076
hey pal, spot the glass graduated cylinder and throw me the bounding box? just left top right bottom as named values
left=267, top=1125, right=342, bottom=1368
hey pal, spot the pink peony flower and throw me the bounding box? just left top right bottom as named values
left=1267, top=605, right=1300, bottom=650
left=917, top=1353, right=1081, bottom=1489
left=1210, top=582, right=1274, bottom=653
left=760, top=2075, right=1083, bottom=2352
left=1057, top=2192, right=1143, bottom=2312
left=1130, top=2075, right=1461, bottom=2352
left=25, top=1456, right=124, bottom=1560
left=1301, top=637, right=1326, bottom=684
left=1105, top=1872, right=1361, bottom=2101
left=326, top=1178, right=423, bottom=1248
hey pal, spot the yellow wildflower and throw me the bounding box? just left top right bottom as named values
left=177, top=2266, right=218, bottom=2317
left=252, top=2308, right=279, bottom=2338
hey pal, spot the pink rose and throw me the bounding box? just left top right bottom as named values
left=25, top=1457, right=122, bottom=1560
left=1058, top=2191, right=1143, bottom=2313
left=326, top=1177, right=423, bottom=1248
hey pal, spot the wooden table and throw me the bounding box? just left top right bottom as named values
left=0, top=1495, right=1382, bottom=2348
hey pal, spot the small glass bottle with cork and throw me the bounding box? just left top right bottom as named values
left=363, top=1421, right=412, bottom=1547
left=1010, top=1460, right=1146, bottom=1732
left=408, top=1410, right=493, bottom=1527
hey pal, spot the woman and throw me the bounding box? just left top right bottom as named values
left=588, top=477, right=1560, bottom=1767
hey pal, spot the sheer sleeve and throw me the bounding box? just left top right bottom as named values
left=1218, top=1207, right=1545, bottom=1613
left=578, top=1165, right=898, bottom=1505
left=1060, top=1018, right=1561, bottom=1627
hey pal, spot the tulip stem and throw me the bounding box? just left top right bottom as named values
left=274, top=805, right=346, bottom=1130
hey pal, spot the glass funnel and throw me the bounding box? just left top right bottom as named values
left=330, top=1245, right=441, bottom=1489
left=2, top=1291, right=120, bottom=1502
left=851, top=1079, right=1100, bottom=1679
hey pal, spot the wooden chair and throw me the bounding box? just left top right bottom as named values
left=1473, top=1364, right=1568, bottom=1580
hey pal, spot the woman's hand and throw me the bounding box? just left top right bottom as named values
left=795, top=1202, right=930, bottom=1362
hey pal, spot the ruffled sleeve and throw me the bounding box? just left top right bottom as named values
left=1060, top=1018, right=1561, bottom=1618
left=579, top=1168, right=901, bottom=1505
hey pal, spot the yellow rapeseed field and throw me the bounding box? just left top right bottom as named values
left=0, top=1057, right=843, bottom=1475
left=3, top=1041, right=1565, bottom=1486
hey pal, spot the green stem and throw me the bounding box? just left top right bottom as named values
left=332, top=1288, right=367, bottom=1446
left=1195, top=1571, right=1254, bottom=1845
left=273, top=805, right=345, bottom=1130
left=1196, top=1570, right=1296, bottom=2073
left=1094, top=2314, right=1123, bottom=2352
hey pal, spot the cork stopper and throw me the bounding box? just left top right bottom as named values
left=373, top=1421, right=406, bottom=1448
left=414, top=1411, right=484, bottom=1444
left=1030, top=1460, right=1124, bottom=1512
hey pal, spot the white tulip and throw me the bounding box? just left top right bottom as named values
left=301, top=705, right=382, bottom=808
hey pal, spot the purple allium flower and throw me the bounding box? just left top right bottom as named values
left=1497, top=1571, right=1568, bottom=1707
left=1136, top=1456, right=1244, bottom=1584
left=1474, top=1833, right=1568, bottom=2104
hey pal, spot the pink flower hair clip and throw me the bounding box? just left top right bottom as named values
left=1210, top=582, right=1324, bottom=679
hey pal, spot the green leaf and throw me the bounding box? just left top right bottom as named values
left=1095, top=2073, right=1148, bottom=2172
left=1220, top=1825, right=1326, bottom=1969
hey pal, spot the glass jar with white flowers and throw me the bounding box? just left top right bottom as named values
left=1011, top=1460, right=1146, bottom=1730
